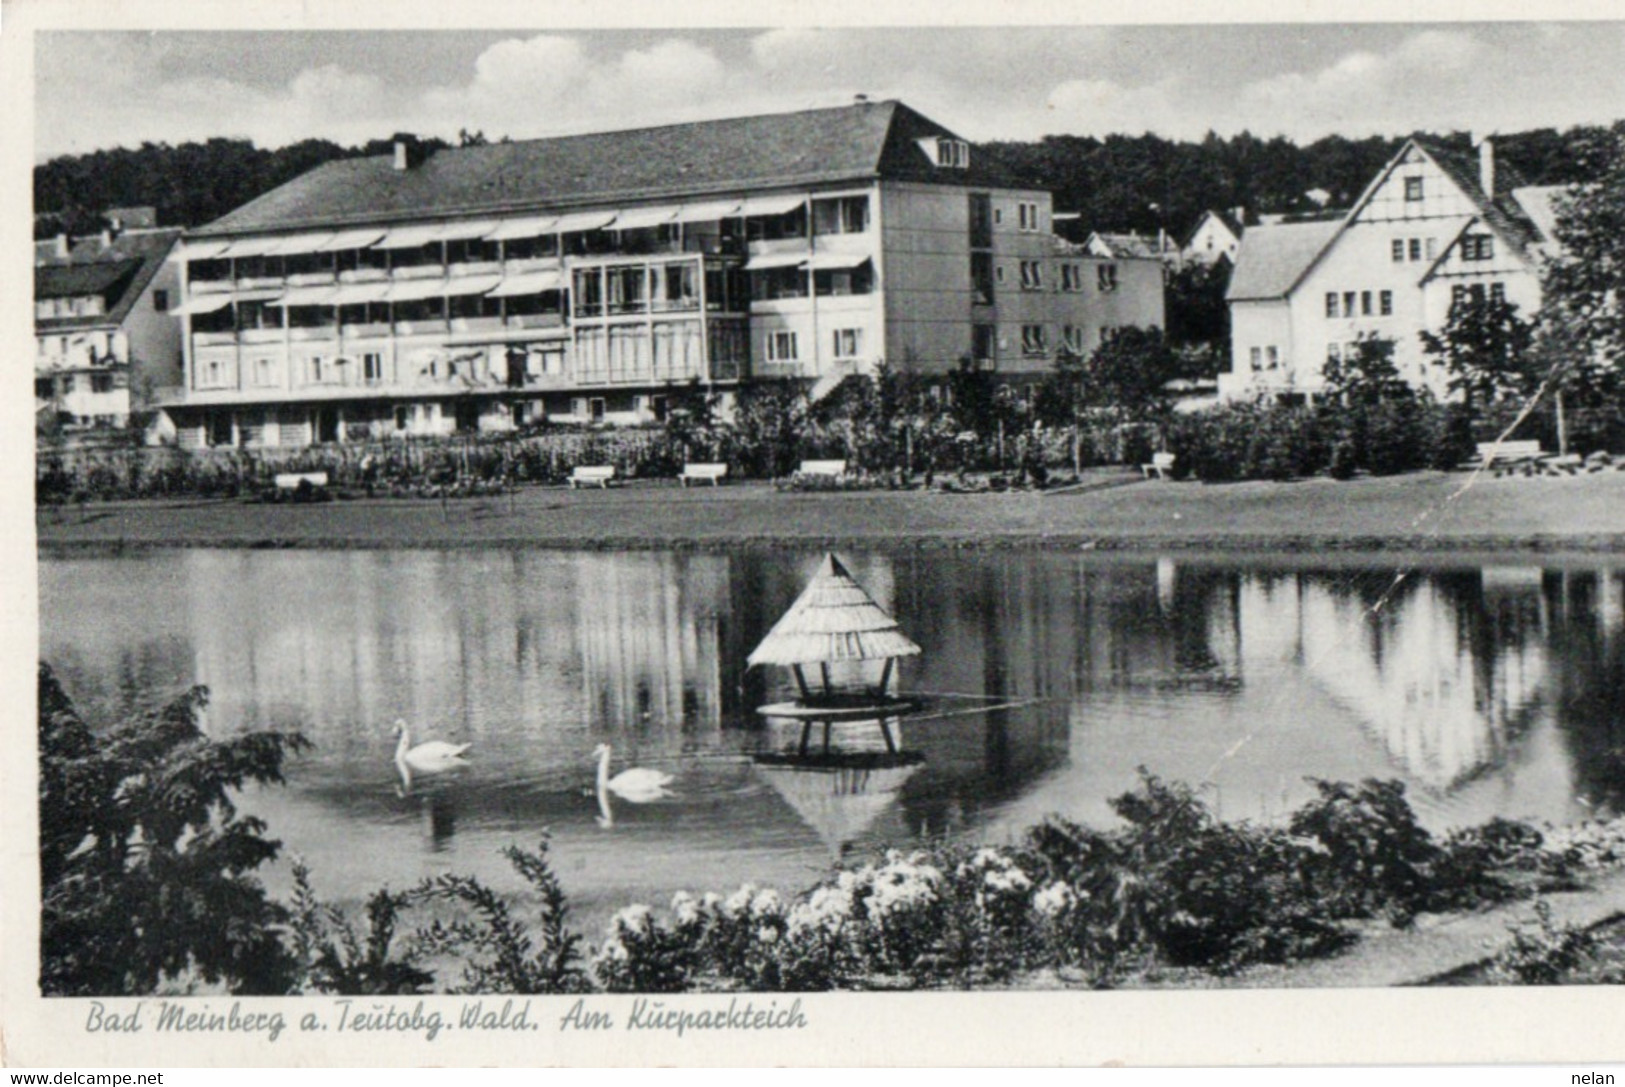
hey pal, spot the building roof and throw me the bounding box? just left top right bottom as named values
left=1225, top=220, right=1342, bottom=302
left=747, top=553, right=922, bottom=669
left=194, top=100, right=1027, bottom=238
left=34, top=228, right=180, bottom=332
left=1180, top=209, right=1245, bottom=250
left=1086, top=231, right=1175, bottom=260
left=1410, top=139, right=1543, bottom=258
left=1504, top=184, right=1571, bottom=252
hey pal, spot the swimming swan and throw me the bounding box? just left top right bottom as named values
left=593, top=743, right=675, bottom=805
left=394, top=719, right=471, bottom=790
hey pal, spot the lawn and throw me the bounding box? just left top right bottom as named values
left=34, top=469, right=1625, bottom=553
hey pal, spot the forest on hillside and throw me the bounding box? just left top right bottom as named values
left=34, top=123, right=1610, bottom=240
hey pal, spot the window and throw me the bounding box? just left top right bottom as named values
left=1098, top=326, right=1114, bottom=344
left=814, top=263, right=874, bottom=297
left=1325, top=292, right=1338, bottom=318
left=1380, top=290, right=1393, bottom=316
left=1452, top=284, right=1467, bottom=307
left=152, top=289, right=169, bottom=312
left=1020, top=324, right=1047, bottom=356
left=252, top=357, right=276, bottom=387
left=933, top=138, right=970, bottom=168
left=1017, top=202, right=1040, bottom=232
left=1062, top=325, right=1086, bottom=354
left=394, top=406, right=411, bottom=431
left=1405, top=177, right=1424, bottom=201
left=754, top=266, right=808, bottom=301
left=1327, top=343, right=1342, bottom=364
left=363, top=353, right=384, bottom=384
left=1020, top=261, right=1044, bottom=291
left=1249, top=347, right=1263, bottom=372
left=1426, top=238, right=1438, bottom=260
left=589, top=398, right=606, bottom=423
left=1097, top=263, right=1118, bottom=292
left=1061, top=264, right=1079, bottom=292
left=90, top=373, right=114, bottom=394
left=1266, top=346, right=1280, bottom=370
left=1342, top=291, right=1356, bottom=318
left=1461, top=234, right=1495, bottom=261
left=972, top=323, right=995, bottom=363
left=1470, top=283, right=1487, bottom=304
left=831, top=328, right=862, bottom=358
left=812, top=196, right=870, bottom=235
left=766, top=331, right=799, bottom=362
left=306, top=356, right=330, bottom=385
left=1361, top=291, right=1373, bottom=316
left=1391, top=239, right=1405, bottom=263
left=970, top=252, right=995, bottom=304
left=1409, top=238, right=1422, bottom=262
left=1490, top=282, right=1506, bottom=304
left=995, top=265, right=1006, bottom=284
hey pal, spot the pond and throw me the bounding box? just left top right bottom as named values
left=38, top=548, right=1625, bottom=935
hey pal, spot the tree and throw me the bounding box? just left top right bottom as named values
left=1535, top=122, right=1625, bottom=447
left=1322, top=333, right=1409, bottom=406
left=1420, top=295, right=1537, bottom=411
left=1075, top=326, right=1180, bottom=423
left=39, top=663, right=311, bottom=995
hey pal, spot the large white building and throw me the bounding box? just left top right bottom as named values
left=164, top=100, right=1160, bottom=448
left=1221, top=137, right=1565, bottom=403
left=34, top=226, right=183, bottom=430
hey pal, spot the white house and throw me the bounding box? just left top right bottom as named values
left=1180, top=209, right=1246, bottom=267
left=1221, top=137, right=1565, bottom=403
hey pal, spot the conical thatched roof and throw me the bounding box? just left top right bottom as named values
left=747, top=554, right=922, bottom=668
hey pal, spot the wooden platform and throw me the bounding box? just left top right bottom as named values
left=756, top=696, right=920, bottom=755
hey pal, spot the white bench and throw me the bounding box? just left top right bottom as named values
left=568, top=465, right=616, bottom=489
left=1142, top=452, right=1176, bottom=480
left=274, top=471, right=329, bottom=492
left=680, top=463, right=728, bottom=487
left=1476, top=440, right=1544, bottom=466
left=796, top=459, right=848, bottom=478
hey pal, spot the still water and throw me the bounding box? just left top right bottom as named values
left=38, top=548, right=1625, bottom=933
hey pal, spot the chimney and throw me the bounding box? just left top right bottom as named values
left=1475, top=131, right=1495, bottom=195
left=100, top=229, right=113, bottom=249
left=393, top=140, right=410, bottom=171
left=1231, top=205, right=1246, bottom=225
left=853, top=93, right=870, bottom=105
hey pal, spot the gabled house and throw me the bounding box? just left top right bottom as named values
left=1181, top=209, right=1246, bottom=268
left=163, top=99, right=1142, bottom=448
left=34, top=227, right=183, bottom=431
left=1221, top=136, right=1565, bottom=403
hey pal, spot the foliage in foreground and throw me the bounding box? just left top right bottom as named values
left=39, top=672, right=1625, bottom=995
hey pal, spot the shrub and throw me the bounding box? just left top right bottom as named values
left=38, top=664, right=311, bottom=996
left=1483, top=901, right=1601, bottom=985
left=286, top=862, right=434, bottom=995
left=1287, top=778, right=1442, bottom=923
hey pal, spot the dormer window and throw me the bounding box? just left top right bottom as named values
left=919, top=137, right=969, bottom=169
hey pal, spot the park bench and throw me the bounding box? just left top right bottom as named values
left=1141, top=452, right=1176, bottom=480
left=1474, top=440, right=1544, bottom=467
left=680, top=463, right=728, bottom=487
left=568, top=465, right=616, bottom=489
left=796, top=459, right=848, bottom=479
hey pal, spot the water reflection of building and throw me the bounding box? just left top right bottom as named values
left=1235, top=568, right=1549, bottom=791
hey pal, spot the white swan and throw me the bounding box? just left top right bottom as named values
left=393, top=719, right=471, bottom=791
left=593, top=743, right=675, bottom=805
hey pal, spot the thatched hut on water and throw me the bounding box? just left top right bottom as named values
left=748, top=553, right=923, bottom=755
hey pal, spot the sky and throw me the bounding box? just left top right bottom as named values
left=33, top=21, right=1625, bottom=160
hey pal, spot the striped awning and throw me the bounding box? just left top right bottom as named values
left=552, top=210, right=618, bottom=234
left=443, top=275, right=502, bottom=297
left=169, top=293, right=234, bottom=316
left=373, top=224, right=447, bottom=249
left=744, top=252, right=810, bottom=271
left=180, top=239, right=232, bottom=261
left=675, top=199, right=743, bottom=222
left=488, top=270, right=566, bottom=297
left=315, top=228, right=386, bottom=252
left=612, top=205, right=680, bottom=231
left=742, top=194, right=807, bottom=217
left=485, top=216, right=560, bottom=241
left=217, top=236, right=284, bottom=259
left=267, top=232, right=337, bottom=256
left=806, top=253, right=872, bottom=271
left=266, top=285, right=340, bottom=307
left=438, top=220, right=499, bottom=242
left=384, top=278, right=450, bottom=302
left=328, top=281, right=392, bottom=305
